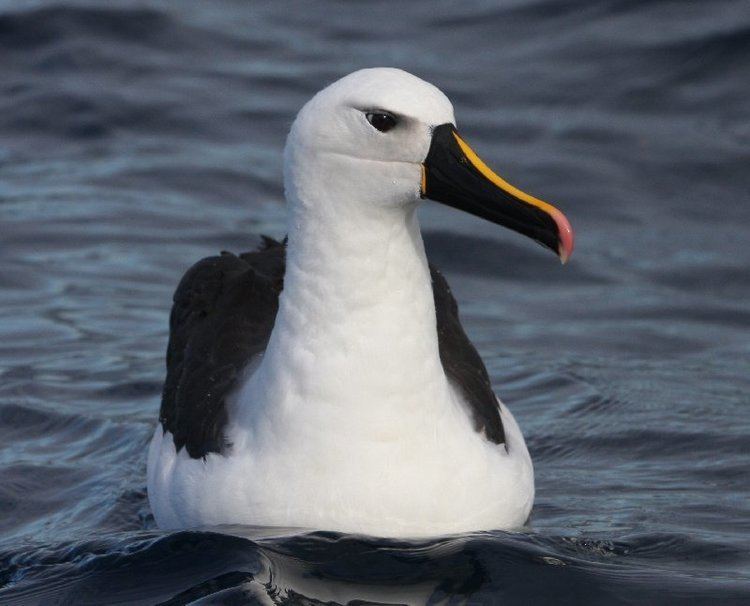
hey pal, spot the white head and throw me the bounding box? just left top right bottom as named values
left=282, top=67, right=574, bottom=261
left=284, top=68, right=455, bottom=212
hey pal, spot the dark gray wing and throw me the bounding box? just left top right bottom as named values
left=430, top=265, right=505, bottom=445
left=159, top=237, right=285, bottom=458
left=159, top=238, right=504, bottom=459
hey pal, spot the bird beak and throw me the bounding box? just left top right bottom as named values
left=421, top=124, right=574, bottom=263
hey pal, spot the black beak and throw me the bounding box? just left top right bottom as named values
left=421, top=124, right=574, bottom=263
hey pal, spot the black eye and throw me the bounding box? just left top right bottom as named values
left=366, top=112, right=398, bottom=133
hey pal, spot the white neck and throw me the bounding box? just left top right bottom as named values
left=233, top=185, right=454, bottom=443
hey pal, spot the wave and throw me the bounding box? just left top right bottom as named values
left=1, top=528, right=748, bottom=604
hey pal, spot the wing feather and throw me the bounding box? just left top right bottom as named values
left=159, top=239, right=285, bottom=458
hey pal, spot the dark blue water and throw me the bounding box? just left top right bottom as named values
left=1, top=1, right=749, bottom=603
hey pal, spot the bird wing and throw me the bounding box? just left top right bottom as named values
left=159, top=238, right=504, bottom=459
left=430, top=265, right=505, bottom=445
left=159, top=237, right=285, bottom=458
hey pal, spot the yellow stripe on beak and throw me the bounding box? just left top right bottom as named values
left=451, top=131, right=575, bottom=263
left=420, top=123, right=574, bottom=263
left=452, top=132, right=557, bottom=219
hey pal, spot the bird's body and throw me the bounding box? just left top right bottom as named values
left=147, top=68, right=573, bottom=537
left=148, top=238, right=533, bottom=536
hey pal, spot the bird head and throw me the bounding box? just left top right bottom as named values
left=284, top=67, right=573, bottom=262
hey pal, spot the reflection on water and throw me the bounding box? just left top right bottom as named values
left=4, top=528, right=749, bottom=605
left=1, top=0, right=749, bottom=603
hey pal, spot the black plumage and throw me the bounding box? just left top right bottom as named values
left=159, top=237, right=504, bottom=459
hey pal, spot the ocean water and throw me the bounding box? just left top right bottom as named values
left=1, top=0, right=749, bottom=603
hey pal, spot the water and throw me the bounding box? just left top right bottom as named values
left=1, top=0, right=749, bottom=603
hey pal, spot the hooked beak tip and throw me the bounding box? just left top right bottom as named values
left=551, top=207, right=575, bottom=264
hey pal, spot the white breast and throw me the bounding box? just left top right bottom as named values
left=147, top=394, right=533, bottom=537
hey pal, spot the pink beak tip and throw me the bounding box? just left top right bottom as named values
left=551, top=208, right=575, bottom=265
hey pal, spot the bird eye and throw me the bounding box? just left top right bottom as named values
left=366, top=111, right=398, bottom=133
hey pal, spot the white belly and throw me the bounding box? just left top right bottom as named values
left=147, top=398, right=534, bottom=538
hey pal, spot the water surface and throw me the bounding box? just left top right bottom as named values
left=1, top=0, right=749, bottom=603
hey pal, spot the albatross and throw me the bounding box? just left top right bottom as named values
left=147, top=68, right=574, bottom=537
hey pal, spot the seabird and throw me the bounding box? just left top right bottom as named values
left=147, top=68, right=574, bottom=537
